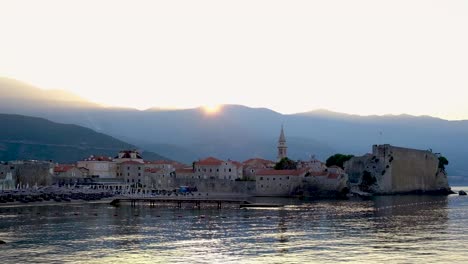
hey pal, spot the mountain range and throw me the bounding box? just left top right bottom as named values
left=1, top=77, right=467, bottom=183
left=0, top=113, right=167, bottom=163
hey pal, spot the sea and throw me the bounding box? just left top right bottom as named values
left=1, top=187, right=467, bottom=263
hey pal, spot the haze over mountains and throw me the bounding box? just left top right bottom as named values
left=0, top=113, right=168, bottom=163
left=1, top=77, right=467, bottom=181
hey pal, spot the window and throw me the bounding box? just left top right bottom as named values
left=127, top=167, right=130, bottom=170
left=127, top=179, right=130, bottom=183
left=217, top=169, right=219, bottom=172
left=260, top=177, right=263, bottom=180
left=132, top=179, right=135, bottom=182
left=229, top=168, right=231, bottom=172
left=127, top=173, right=130, bottom=176
left=273, top=178, right=275, bottom=180
left=210, top=169, right=212, bottom=172
left=138, top=167, right=141, bottom=170
left=138, top=173, right=141, bottom=177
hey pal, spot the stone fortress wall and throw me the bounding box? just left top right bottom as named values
left=345, top=144, right=450, bottom=194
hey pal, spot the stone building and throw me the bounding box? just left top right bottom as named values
left=174, top=168, right=196, bottom=179
left=242, top=158, right=275, bottom=180
left=53, top=165, right=91, bottom=185
left=193, top=157, right=243, bottom=180
left=255, top=169, right=306, bottom=196
left=77, top=155, right=116, bottom=179
left=118, top=161, right=145, bottom=186
left=144, top=167, right=175, bottom=189
left=145, top=160, right=177, bottom=172
left=297, top=157, right=327, bottom=172
left=0, top=160, right=53, bottom=187
left=302, top=169, right=349, bottom=196
left=113, top=150, right=144, bottom=164
left=344, top=144, right=451, bottom=194
left=0, top=162, right=15, bottom=189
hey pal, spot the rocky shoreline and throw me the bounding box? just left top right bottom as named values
left=0, top=186, right=114, bottom=207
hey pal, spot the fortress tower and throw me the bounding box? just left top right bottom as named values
left=277, top=125, right=288, bottom=161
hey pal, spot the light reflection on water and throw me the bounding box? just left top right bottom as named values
left=1, top=194, right=467, bottom=263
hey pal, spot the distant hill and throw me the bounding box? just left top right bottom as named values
left=1, top=77, right=467, bottom=182
left=0, top=114, right=168, bottom=163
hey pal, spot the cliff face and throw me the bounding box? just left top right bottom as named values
left=345, top=145, right=451, bottom=194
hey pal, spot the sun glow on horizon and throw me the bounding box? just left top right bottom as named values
left=0, top=1, right=467, bottom=120
left=202, top=104, right=222, bottom=115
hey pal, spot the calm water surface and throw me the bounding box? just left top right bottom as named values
left=1, top=190, right=468, bottom=263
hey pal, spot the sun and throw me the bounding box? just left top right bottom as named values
left=202, top=104, right=222, bottom=115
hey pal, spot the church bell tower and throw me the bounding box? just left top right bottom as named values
left=277, top=125, right=288, bottom=161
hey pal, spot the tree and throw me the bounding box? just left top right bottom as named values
left=274, top=157, right=297, bottom=170
left=438, top=156, right=449, bottom=171
left=326, top=154, right=354, bottom=169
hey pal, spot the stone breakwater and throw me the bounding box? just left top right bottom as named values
left=0, top=186, right=113, bottom=206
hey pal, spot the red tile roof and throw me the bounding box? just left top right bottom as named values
left=176, top=168, right=195, bottom=174
left=308, top=171, right=328, bottom=177
left=83, top=156, right=113, bottom=162
left=196, top=157, right=223, bottom=166
left=121, top=161, right=144, bottom=165
left=231, top=161, right=243, bottom=168
left=144, top=168, right=162, bottom=173
left=327, top=173, right=341, bottom=179
left=256, top=169, right=306, bottom=176
left=243, top=158, right=275, bottom=165
left=54, top=165, right=75, bottom=173
left=145, top=160, right=172, bottom=165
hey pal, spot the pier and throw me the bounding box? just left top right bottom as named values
left=110, top=197, right=251, bottom=209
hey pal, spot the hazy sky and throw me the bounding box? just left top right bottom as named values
left=1, top=1, right=467, bottom=119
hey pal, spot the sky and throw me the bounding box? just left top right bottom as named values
left=0, top=0, right=467, bottom=120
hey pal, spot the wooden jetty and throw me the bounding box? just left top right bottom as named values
left=239, top=203, right=283, bottom=208
left=110, top=197, right=251, bottom=209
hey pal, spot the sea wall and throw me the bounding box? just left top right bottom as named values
left=150, top=176, right=256, bottom=195
left=345, top=144, right=450, bottom=194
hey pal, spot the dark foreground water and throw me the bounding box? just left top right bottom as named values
left=1, top=191, right=468, bottom=263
